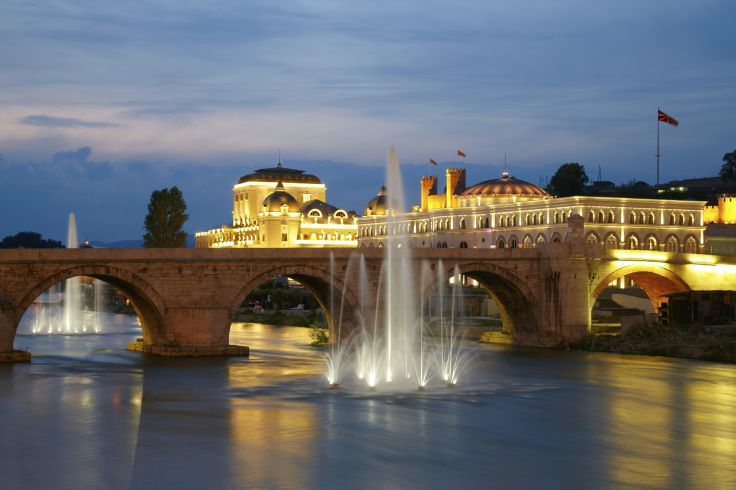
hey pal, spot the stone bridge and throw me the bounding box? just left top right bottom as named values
left=1, top=239, right=735, bottom=358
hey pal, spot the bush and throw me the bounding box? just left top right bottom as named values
left=309, top=327, right=329, bottom=347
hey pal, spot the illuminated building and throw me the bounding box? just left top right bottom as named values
left=358, top=167, right=707, bottom=253
left=195, top=163, right=357, bottom=248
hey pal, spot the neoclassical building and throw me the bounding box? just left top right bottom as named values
left=195, top=163, right=358, bottom=248
left=357, top=168, right=707, bottom=253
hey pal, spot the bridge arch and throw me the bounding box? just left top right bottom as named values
left=16, top=265, right=167, bottom=346
left=228, top=264, right=361, bottom=336
left=422, top=261, right=540, bottom=336
left=592, top=263, right=691, bottom=312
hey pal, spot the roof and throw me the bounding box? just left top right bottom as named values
left=239, top=162, right=321, bottom=185
left=460, top=172, right=548, bottom=198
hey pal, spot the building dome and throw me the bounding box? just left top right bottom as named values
left=365, top=185, right=388, bottom=216
left=239, top=162, right=321, bottom=185
left=460, top=171, right=548, bottom=198
left=263, top=181, right=299, bottom=212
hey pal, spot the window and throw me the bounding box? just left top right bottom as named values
left=688, top=214, right=694, bottom=226
left=639, top=213, right=646, bottom=224
left=460, top=241, right=468, bottom=248
left=669, top=214, right=675, bottom=225
left=627, top=235, right=639, bottom=250
left=608, top=212, right=615, bottom=223
left=630, top=213, right=636, bottom=224
left=588, top=211, right=595, bottom=222
left=685, top=237, right=697, bottom=253
left=666, top=236, right=678, bottom=252
left=648, top=213, right=655, bottom=225
left=509, top=238, right=517, bottom=249
left=606, top=235, right=618, bottom=250
left=498, top=239, right=505, bottom=249
left=646, top=236, right=657, bottom=250
left=678, top=215, right=685, bottom=226
left=460, top=218, right=466, bottom=229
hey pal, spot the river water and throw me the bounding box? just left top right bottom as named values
left=1, top=317, right=735, bottom=489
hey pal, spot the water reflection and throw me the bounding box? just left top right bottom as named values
left=0, top=323, right=734, bottom=489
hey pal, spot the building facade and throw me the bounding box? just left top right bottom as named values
left=357, top=168, right=707, bottom=254
left=195, top=163, right=358, bottom=248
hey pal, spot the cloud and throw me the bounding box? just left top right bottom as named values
left=20, top=115, right=119, bottom=129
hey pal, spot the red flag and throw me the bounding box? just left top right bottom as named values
left=457, top=150, right=466, bottom=158
left=429, top=159, right=438, bottom=165
left=658, top=109, right=679, bottom=127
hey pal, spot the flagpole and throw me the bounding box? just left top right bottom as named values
left=656, top=107, right=661, bottom=187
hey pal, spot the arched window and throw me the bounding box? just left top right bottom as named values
left=586, top=233, right=599, bottom=246
left=685, top=236, right=697, bottom=253
left=525, top=214, right=530, bottom=226
left=648, top=213, right=655, bottom=225
left=646, top=235, right=657, bottom=250
left=536, top=234, right=546, bottom=244
left=669, top=214, right=675, bottom=225
left=539, top=214, right=544, bottom=225
left=497, top=238, right=506, bottom=249
left=608, top=212, right=615, bottom=223
left=554, top=212, right=559, bottom=224
left=459, top=241, right=468, bottom=248
left=598, top=211, right=605, bottom=223
left=678, top=215, right=685, bottom=226
left=523, top=235, right=533, bottom=248
left=688, top=214, right=694, bottom=226
left=484, top=217, right=490, bottom=228
left=512, top=216, right=517, bottom=226
left=588, top=211, right=595, bottom=222
left=509, top=238, right=517, bottom=249
left=630, top=213, right=637, bottom=224
left=551, top=233, right=562, bottom=243
left=459, top=218, right=466, bottom=230
left=562, top=213, right=568, bottom=223
left=639, top=213, right=646, bottom=224
left=532, top=214, right=538, bottom=225
left=666, top=236, right=679, bottom=253
left=627, top=235, right=639, bottom=250
left=606, top=234, right=618, bottom=250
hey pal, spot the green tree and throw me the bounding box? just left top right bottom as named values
left=548, top=163, right=589, bottom=197
left=615, top=180, right=656, bottom=199
left=0, top=231, right=63, bottom=248
left=143, top=186, right=189, bottom=247
left=719, top=149, right=736, bottom=182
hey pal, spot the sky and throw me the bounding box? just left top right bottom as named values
left=1, top=0, right=735, bottom=243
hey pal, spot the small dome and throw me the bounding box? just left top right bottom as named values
left=263, top=181, right=299, bottom=212
left=239, top=162, right=321, bottom=185
left=460, top=171, right=548, bottom=198
left=365, top=185, right=388, bottom=216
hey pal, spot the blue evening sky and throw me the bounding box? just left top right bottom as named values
left=1, top=1, right=734, bottom=243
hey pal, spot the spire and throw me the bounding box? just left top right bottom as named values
left=277, top=149, right=282, bottom=168
left=502, top=153, right=509, bottom=179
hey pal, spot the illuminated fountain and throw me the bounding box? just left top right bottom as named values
left=27, top=212, right=105, bottom=334
left=323, top=147, right=471, bottom=392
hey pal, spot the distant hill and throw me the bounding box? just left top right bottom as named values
left=88, top=239, right=144, bottom=248
left=88, top=236, right=196, bottom=248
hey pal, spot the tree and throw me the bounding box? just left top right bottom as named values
left=615, top=180, right=656, bottom=199
left=548, top=163, right=589, bottom=197
left=143, top=186, right=189, bottom=247
left=719, top=149, right=736, bottom=182
left=0, top=231, right=63, bottom=249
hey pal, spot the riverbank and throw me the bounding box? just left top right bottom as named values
left=573, top=324, right=736, bottom=363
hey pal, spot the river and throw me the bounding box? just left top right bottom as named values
left=1, top=317, right=734, bottom=489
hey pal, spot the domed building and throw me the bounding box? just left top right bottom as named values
left=358, top=165, right=705, bottom=253
left=195, top=162, right=358, bottom=248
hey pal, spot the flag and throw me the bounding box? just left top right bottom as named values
left=658, top=109, right=679, bottom=127
left=429, top=159, right=438, bottom=165
left=457, top=150, right=466, bottom=158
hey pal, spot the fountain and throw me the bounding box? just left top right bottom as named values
left=27, top=213, right=106, bottom=335
left=323, top=147, right=471, bottom=392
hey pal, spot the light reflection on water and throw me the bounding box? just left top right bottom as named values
left=0, top=320, right=734, bottom=489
